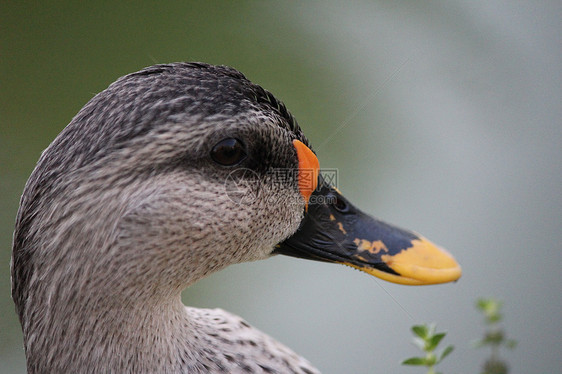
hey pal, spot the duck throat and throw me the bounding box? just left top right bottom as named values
left=14, top=199, right=193, bottom=372
left=22, top=275, right=193, bottom=373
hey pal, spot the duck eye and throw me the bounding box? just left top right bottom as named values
left=210, top=138, right=247, bottom=166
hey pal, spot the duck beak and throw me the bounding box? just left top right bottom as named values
left=275, top=176, right=462, bottom=285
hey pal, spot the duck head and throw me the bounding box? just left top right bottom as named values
left=12, top=62, right=460, bottom=340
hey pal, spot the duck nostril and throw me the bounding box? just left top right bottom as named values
left=211, top=138, right=247, bottom=166
left=332, top=194, right=349, bottom=213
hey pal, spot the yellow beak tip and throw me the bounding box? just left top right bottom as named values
left=349, top=237, right=462, bottom=286
left=382, top=237, right=462, bottom=285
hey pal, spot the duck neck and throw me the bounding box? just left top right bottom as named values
left=25, top=276, right=193, bottom=373
left=19, top=219, right=203, bottom=374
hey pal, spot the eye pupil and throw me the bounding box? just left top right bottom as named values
left=211, top=138, right=246, bottom=166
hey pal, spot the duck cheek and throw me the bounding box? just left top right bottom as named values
left=259, top=189, right=305, bottom=250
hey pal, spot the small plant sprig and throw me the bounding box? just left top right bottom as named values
left=402, top=323, right=454, bottom=374
left=473, top=298, right=517, bottom=374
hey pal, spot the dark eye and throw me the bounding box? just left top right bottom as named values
left=210, top=138, right=247, bottom=166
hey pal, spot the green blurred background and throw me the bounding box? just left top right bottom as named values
left=2, top=2, right=561, bottom=373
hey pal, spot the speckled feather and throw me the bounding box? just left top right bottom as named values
left=12, top=63, right=319, bottom=373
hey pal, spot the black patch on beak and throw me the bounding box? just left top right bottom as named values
left=276, top=176, right=419, bottom=276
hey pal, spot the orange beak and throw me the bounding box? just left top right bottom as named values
left=293, top=139, right=320, bottom=209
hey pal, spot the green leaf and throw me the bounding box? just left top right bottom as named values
left=412, top=324, right=428, bottom=339
left=439, top=345, right=454, bottom=362
left=476, top=298, right=490, bottom=311
left=401, top=357, right=427, bottom=366
left=476, top=298, right=503, bottom=323
left=427, top=332, right=446, bottom=351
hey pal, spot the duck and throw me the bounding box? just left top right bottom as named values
left=11, top=62, right=461, bottom=373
